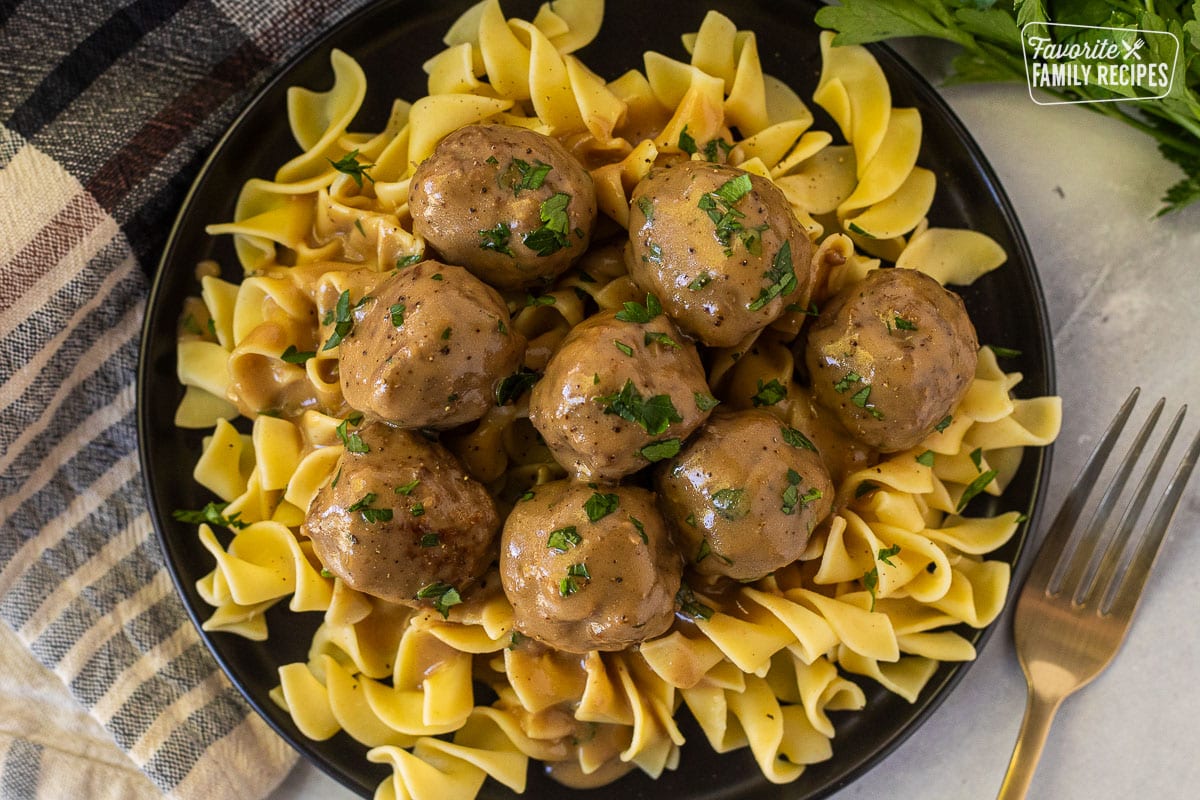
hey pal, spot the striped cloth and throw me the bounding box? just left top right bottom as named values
left=0, top=1, right=376, bottom=797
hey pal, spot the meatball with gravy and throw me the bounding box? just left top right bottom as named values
left=500, top=480, right=682, bottom=652
left=409, top=124, right=597, bottom=289
left=338, top=261, right=524, bottom=429
left=626, top=161, right=815, bottom=347
left=656, top=409, right=834, bottom=581
left=805, top=267, right=978, bottom=453
left=528, top=304, right=715, bottom=481
left=304, top=423, right=500, bottom=609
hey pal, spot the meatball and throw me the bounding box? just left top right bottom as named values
left=626, top=161, right=815, bottom=347
left=409, top=124, right=597, bottom=289
left=338, top=261, right=525, bottom=429
left=528, top=305, right=715, bottom=481
left=804, top=267, right=979, bottom=453
left=500, top=480, right=682, bottom=652
left=304, top=423, right=500, bottom=609
left=655, top=409, right=833, bottom=581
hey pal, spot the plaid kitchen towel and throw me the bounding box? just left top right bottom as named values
left=0, top=1, right=376, bottom=797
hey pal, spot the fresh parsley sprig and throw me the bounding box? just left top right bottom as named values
left=815, top=0, right=1200, bottom=214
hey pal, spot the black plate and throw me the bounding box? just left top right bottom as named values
left=137, top=1, right=1055, bottom=798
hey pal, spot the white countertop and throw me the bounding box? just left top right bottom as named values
left=269, top=77, right=1200, bottom=800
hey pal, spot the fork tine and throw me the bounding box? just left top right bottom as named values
left=1057, top=397, right=1166, bottom=602
left=1023, top=387, right=1139, bottom=595
left=1104, top=417, right=1200, bottom=617
left=1080, top=403, right=1183, bottom=607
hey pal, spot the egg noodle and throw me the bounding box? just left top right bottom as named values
left=172, top=1, right=1062, bottom=796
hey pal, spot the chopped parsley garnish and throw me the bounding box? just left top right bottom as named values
left=629, top=516, right=648, bottom=544
left=878, top=544, right=901, bottom=566
left=639, top=438, right=681, bottom=462
left=695, top=392, right=721, bottom=412
left=637, top=195, right=655, bottom=221
left=396, top=253, right=422, bottom=269
left=678, top=125, right=698, bottom=155
left=440, top=326, right=452, bottom=341
left=584, top=492, right=619, bottom=522
left=851, top=385, right=884, bottom=420
left=523, top=192, right=572, bottom=256
left=935, top=415, right=954, bottom=433
left=409, top=501, right=425, bottom=517
left=502, top=158, right=553, bottom=194
left=863, top=566, right=879, bottom=611
left=747, top=241, right=798, bottom=311
left=347, top=493, right=393, bottom=523
left=644, top=331, right=681, bottom=349
left=416, top=582, right=462, bottom=618
left=559, top=563, right=591, bottom=596
left=676, top=582, right=714, bottom=620
left=182, top=314, right=203, bottom=336
left=613, top=340, right=634, bottom=357
left=519, top=490, right=535, bottom=502
left=480, top=222, right=514, bottom=256
left=389, top=303, right=406, bottom=328
left=970, top=447, right=984, bottom=471
left=495, top=368, right=540, bottom=406
left=335, top=419, right=369, bottom=453
left=698, top=174, right=753, bottom=254
left=688, top=272, right=713, bottom=291
left=595, top=379, right=681, bottom=435
left=395, top=479, right=420, bottom=496
left=615, top=293, right=662, bottom=323
left=172, top=501, right=247, bottom=529
left=703, top=137, right=733, bottom=162
left=547, top=525, right=582, bottom=552
left=957, top=470, right=998, bottom=513
left=834, top=371, right=863, bottom=393
left=328, top=149, right=375, bottom=187
left=525, top=293, right=556, bottom=307
left=989, top=345, right=1022, bottom=359
left=855, top=480, right=879, bottom=498
left=419, top=533, right=441, bottom=548
left=782, top=426, right=817, bottom=451
left=711, top=487, right=749, bottom=520
left=847, top=221, right=874, bottom=238
left=353, top=218, right=366, bottom=237
left=752, top=378, right=787, bottom=407
left=916, top=450, right=936, bottom=467
left=322, top=290, right=355, bottom=351
left=893, top=315, right=918, bottom=331
left=781, top=471, right=823, bottom=515
left=696, top=538, right=733, bottom=565
left=280, top=345, right=315, bottom=364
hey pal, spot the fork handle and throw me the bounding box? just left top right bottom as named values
left=997, top=689, right=1064, bottom=800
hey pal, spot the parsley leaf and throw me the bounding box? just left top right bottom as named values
left=501, top=158, right=553, bottom=194
left=480, top=223, right=514, bottom=256
left=322, top=290, right=354, bottom=351
left=639, top=438, right=681, bottom=462
left=711, top=487, right=749, bottom=520
left=595, top=379, right=682, bottom=435
left=678, top=125, right=698, bottom=155
left=614, top=293, right=662, bottom=323
left=495, top=368, right=540, bottom=406
left=523, top=192, right=572, bottom=256
left=695, top=392, right=721, bottom=412
left=328, top=149, right=375, bottom=187
left=559, top=563, right=591, bottom=596
left=584, top=492, right=619, bottom=522
left=172, top=501, right=247, bottom=529
left=336, top=418, right=369, bottom=454
left=747, top=240, right=798, bottom=311
left=281, top=345, right=315, bottom=364
left=547, top=525, right=582, bottom=552
left=782, top=426, right=817, bottom=451
left=752, top=378, right=787, bottom=407
left=416, top=582, right=462, bottom=618
left=957, top=469, right=998, bottom=512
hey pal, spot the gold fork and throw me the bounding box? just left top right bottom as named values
left=997, top=387, right=1200, bottom=799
